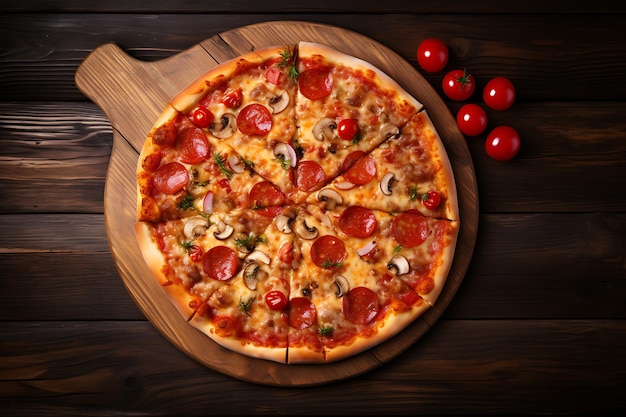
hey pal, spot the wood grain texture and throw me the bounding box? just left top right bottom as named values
left=2, top=320, right=625, bottom=415
left=73, top=21, right=478, bottom=385
left=3, top=14, right=626, bottom=101
left=2, top=3, right=626, bottom=414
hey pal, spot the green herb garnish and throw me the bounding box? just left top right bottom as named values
left=278, top=47, right=299, bottom=81
left=178, top=195, right=195, bottom=210
left=214, top=152, right=233, bottom=180
left=239, top=296, right=255, bottom=316
left=318, top=325, right=334, bottom=337
left=320, top=259, right=343, bottom=269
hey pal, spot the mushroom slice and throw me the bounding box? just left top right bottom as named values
left=332, top=275, right=350, bottom=298
left=213, top=221, right=234, bottom=240
left=294, top=217, right=318, bottom=240
left=380, top=123, right=400, bottom=140
left=379, top=172, right=395, bottom=196
left=275, top=213, right=294, bottom=234
left=210, top=113, right=236, bottom=139
left=313, top=118, right=337, bottom=141
left=183, top=216, right=209, bottom=240
left=273, top=142, right=297, bottom=168
left=317, top=188, right=343, bottom=210
left=247, top=250, right=271, bottom=265
left=243, top=262, right=260, bottom=290
left=387, top=255, right=410, bottom=276
left=269, top=90, right=289, bottom=114
left=334, top=180, right=355, bottom=190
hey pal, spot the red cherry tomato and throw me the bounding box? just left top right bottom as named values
left=483, top=77, right=516, bottom=111
left=265, top=290, right=288, bottom=311
left=442, top=69, right=475, bottom=101
left=222, top=88, right=243, bottom=108
left=190, top=107, right=214, bottom=128
left=456, top=103, right=488, bottom=136
left=485, top=126, right=520, bottom=161
left=337, top=118, right=359, bottom=141
left=417, top=38, right=448, bottom=73
left=421, top=190, right=442, bottom=210
left=187, top=245, right=203, bottom=262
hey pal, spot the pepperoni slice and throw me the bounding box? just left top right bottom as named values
left=298, top=69, right=333, bottom=100
left=295, top=160, right=326, bottom=192
left=340, top=150, right=366, bottom=173
left=152, top=162, right=188, bottom=194
left=343, top=154, right=376, bottom=185
left=310, top=235, right=347, bottom=268
left=339, top=206, right=377, bottom=238
left=249, top=181, right=285, bottom=208
left=176, top=127, right=211, bottom=164
left=202, top=246, right=238, bottom=281
left=288, top=297, right=317, bottom=329
left=342, top=287, right=380, bottom=324
left=237, top=103, right=273, bottom=136
left=392, top=212, right=429, bottom=248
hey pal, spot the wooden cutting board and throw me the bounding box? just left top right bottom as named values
left=75, top=21, right=479, bottom=387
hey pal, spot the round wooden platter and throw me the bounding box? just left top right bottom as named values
left=75, top=21, right=479, bottom=387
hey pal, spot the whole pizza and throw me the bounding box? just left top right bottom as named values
left=134, top=41, right=459, bottom=364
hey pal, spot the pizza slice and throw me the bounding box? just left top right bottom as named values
left=285, top=206, right=431, bottom=363
left=307, top=203, right=459, bottom=306
left=308, top=110, right=459, bottom=221
left=168, top=45, right=307, bottom=203
left=187, top=212, right=296, bottom=363
left=292, top=41, right=423, bottom=192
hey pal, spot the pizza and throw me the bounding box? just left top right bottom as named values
left=134, top=41, right=459, bottom=364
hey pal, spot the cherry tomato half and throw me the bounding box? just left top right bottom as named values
left=417, top=38, right=448, bottom=73
left=442, top=69, right=475, bottom=101
left=421, top=190, right=442, bottom=210
left=485, top=126, right=520, bottom=161
left=222, top=88, right=243, bottom=108
left=337, top=118, right=359, bottom=141
left=456, top=103, right=488, bottom=136
left=483, top=77, right=516, bottom=111
left=265, top=290, right=288, bottom=311
left=190, top=107, right=214, bottom=128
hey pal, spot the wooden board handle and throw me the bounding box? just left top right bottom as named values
left=75, top=43, right=217, bottom=150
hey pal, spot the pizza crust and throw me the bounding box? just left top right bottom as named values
left=169, top=45, right=295, bottom=114
left=134, top=221, right=197, bottom=320
left=189, top=316, right=289, bottom=364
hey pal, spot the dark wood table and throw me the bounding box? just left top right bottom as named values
left=2, top=2, right=625, bottom=415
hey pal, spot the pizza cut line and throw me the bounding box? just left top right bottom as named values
left=134, top=41, right=459, bottom=364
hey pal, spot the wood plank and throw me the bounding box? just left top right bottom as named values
left=4, top=1, right=625, bottom=13
left=1, top=320, right=624, bottom=414
left=0, top=102, right=111, bottom=215
left=0, top=253, right=143, bottom=321
left=3, top=102, right=626, bottom=215
left=1, top=212, right=624, bottom=321
left=1, top=14, right=626, bottom=101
